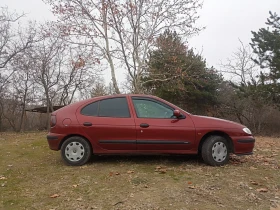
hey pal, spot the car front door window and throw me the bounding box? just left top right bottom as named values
left=132, top=99, right=174, bottom=118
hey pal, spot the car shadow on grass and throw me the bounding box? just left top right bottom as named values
left=88, top=154, right=204, bottom=166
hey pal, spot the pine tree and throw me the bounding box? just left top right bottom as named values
left=142, top=30, right=222, bottom=114
left=250, top=11, right=280, bottom=104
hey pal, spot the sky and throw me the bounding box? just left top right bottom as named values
left=2, top=0, right=280, bottom=83
left=189, top=0, right=280, bottom=69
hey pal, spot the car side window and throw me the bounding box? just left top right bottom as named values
left=99, top=97, right=130, bottom=118
left=81, top=101, right=98, bottom=116
left=132, top=98, right=174, bottom=118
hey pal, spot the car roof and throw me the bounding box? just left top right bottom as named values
left=91, top=94, right=157, bottom=99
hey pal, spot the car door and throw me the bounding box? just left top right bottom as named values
left=131, top=97, right=195, bottom=151
left=76, top=96, right=136, bottom=150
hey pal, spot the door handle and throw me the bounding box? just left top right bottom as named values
left=140, top=123, right=149, bottom=128
left=83, top=122, right=92, bottom=126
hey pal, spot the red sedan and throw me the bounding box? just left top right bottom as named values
left=47, top=94, right=255, bottom=166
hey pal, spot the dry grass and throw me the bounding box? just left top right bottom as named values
left=0, top=132, right=279, bottom=210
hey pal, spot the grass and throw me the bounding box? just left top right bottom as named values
left=0, top=132, right=279, bottom=210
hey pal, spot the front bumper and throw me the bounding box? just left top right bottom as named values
left=47, top=133, right=65, bottom=150
left=232, top=136, right=255, bottom=155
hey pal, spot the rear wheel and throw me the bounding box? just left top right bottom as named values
left=201, top=136, right=230, bottom=166
left=61, top=136, right=92, bottom=166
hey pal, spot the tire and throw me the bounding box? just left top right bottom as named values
left=201, top=136, right=230, bottom=166
left=61, top=136, right=92, bottom=166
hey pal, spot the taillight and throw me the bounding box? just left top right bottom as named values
left=50, top=115, right=57, bottom=127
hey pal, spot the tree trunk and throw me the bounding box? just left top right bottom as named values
left=102, top=0, right=120, bottom=94
left=18, top=88, right=28, bottom=132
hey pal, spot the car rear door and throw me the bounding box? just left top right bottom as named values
left=130, top=97, right=195, bottom=151
left=76, top=96, right=136, bottom=150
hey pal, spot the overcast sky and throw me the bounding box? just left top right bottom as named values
left=2, top=0, right=280, bottom=83
left=190, top=0, right=280, bottom=69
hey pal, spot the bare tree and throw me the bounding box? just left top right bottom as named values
left=27, top=24, right=67, bottom=129
left=220, top=40, right=259, bottom=86
left=57, top=46, right=100, bottom=105
left=0, top=13, right=37, bottom=131
left=217, top=40, right=275, bottom=134
left=44, top=0, right=203, bottom=93
left=11, top=53, right=35, bottom=131
left=0, top=7, right=36, bottom=69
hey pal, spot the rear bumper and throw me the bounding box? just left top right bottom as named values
left=231, top=136, right=255, bottom=155
left=47, top=133, right=65, bottom=150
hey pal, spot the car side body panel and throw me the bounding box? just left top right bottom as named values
left=47, top=94, right=254, bottom=156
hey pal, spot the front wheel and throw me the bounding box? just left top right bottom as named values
left=201, top=136, right=230, bottom=166
left=61, top=136, right=92, bottom=166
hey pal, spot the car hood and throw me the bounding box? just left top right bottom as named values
left=190, top=115, right=244, bottom=129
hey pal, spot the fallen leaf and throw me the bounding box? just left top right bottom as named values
left=188, top=186, right=196, bottom=189
left=115, top=172, right=120, bottom=175
left=50, top=194, right=60, bottom=198
left=250, top=181, right=259, bottom=185
left=72, top=184, right=78, bottom=188
left=248, top=192, right=257, bottom=200
left=109, top=172, right=113, bottom=176
left=157, top=169, right=167, bottom=174
left=127, top=170, right=134, bottom=174
left=256, top=188, right=268, bottom=193
left=187, top=181, right=192, bottom=185
left=270, top=203, right=280, bottom=210
left=76, top=197, right=83, bottom=201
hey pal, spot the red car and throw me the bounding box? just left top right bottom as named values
left=47, top=94, right=255, bottom=166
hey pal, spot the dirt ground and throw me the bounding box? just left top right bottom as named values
left=0, top=132, right=279, bottom=210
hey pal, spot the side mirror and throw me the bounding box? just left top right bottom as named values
left=173, top=109, right=181, bottom=118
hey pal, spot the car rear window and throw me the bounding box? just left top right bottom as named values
left=81, top=101, right=98, bottom=116
left=81, top=97, right=130, bottom=118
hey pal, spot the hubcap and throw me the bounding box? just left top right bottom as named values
left=65, top=142, right=85, bottom=162
left=212, top=142, right=227, bottom=162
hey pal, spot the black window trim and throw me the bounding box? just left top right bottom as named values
left=81, top=97, right=131, bottom=118
left=131, top=96, right=185, bottom=119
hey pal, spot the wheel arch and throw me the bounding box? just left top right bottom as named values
left=198, top=131, right=234, bottom=154
left=59, top=134, right=93, bottom=151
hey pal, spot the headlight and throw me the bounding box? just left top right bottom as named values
left=243, top=128, right=252, bottom=135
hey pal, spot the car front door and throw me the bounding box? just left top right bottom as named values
left=76, top=96, right=136, bottom=150
left=131, top=97, right=195, bottom=151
